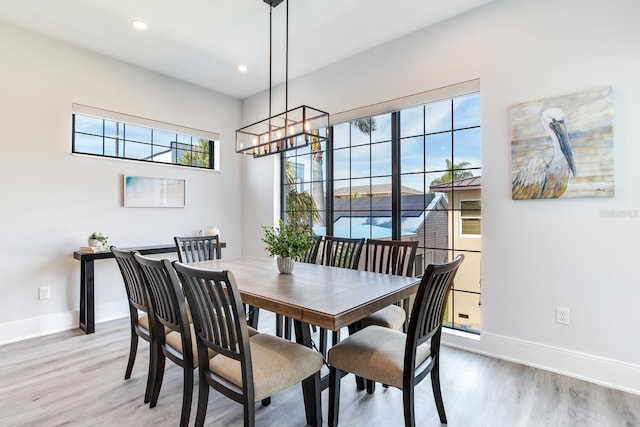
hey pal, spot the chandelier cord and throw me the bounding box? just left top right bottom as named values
left=268, top=5, right=273, bottom=140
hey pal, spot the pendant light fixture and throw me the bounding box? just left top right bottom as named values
left=235, top=0, right=329, bottom=158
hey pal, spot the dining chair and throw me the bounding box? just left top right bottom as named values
left=328, top=254, right=464, bottom=427
left=172, top=261, right=324, bottom=427
left=134, top=253, right=212, bottom=427
left=110, top=246, right=155, bottom=404
left=174, top=235, right=259, bottom=329
left=321, top=236, right=365, bottom=269
left=319, top=236, right=365, bottom=356
left=174, top=235, right=221, bottom=263
left=352, top=239, right=419, bottom=393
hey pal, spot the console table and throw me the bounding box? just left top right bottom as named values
left=73, top=243, right=225, bottom=334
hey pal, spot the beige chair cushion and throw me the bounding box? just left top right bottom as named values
left=208, top=333, right=323, bottom=402
left=359, top=305, right=406, bottom=330
left=138, top=314, right=151, bottom=331
left=327, top=325, right=431, bottom=389
left=165, top=325, right=259, bottom=367
left=166, top=324, right=217, bottom=366
left=137, top=314, right=172, bottom=335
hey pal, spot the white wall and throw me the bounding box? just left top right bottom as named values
left=241, top=0, right=640, bottom=393
left=0, top=22, right=244, bottom=342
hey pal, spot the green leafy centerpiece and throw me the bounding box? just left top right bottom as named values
left=261, top=220, right=314, bottom=274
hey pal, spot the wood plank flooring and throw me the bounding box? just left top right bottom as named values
left=1, top=315, right=638, bottom=426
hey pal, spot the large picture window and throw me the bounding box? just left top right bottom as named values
left=281, top=83, right=482, bottom=334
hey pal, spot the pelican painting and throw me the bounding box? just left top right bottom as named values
left=510, top=86, right=614, bottom=199
left=512, top=108, right=576, bottom=199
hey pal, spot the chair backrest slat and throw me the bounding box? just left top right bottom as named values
left=322, top=236, right=365, bottom=269
left=174, top=236, right=221, bottom=263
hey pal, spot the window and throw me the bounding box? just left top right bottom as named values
left=460, top=200, right=481, bottom=236
left=281, top=81, right=482, bottom=334
left=72, top=105, right=219, bottom=170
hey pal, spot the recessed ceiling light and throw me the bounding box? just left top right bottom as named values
left=238, top=64, right=248, bottom=73
left=131, top=20, right=147, bottom=30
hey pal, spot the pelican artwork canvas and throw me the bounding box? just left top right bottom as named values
left=510, top=86, right=614, bottom=199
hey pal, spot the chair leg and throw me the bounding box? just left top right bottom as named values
left=125, top=330, right=138, bottom=380
left=247, top=306, right=260, bottom=329
left=301, top=371, right=322, bottom=427
left=275, top=314, right=284, bottom=337
left=179, top=367, right=193, bottom=427
left=319, top=328, right=328, bottom=357
left=284, top=317, right=292, bottom=340
left=149, top=351, right=166, bottom=408
left=366, top=379, right=376, bottom=394
left=328, top=367, right=341, bottom=427
left=430, top=359, right=447, bottom=424
left=261, top=397, right=271, bottom=406
left=144, top=341, right=156, bottom=403
left=402, top=385, right=416, bottom=427
left=194, top=371, right=209, bottom=427
left=244, top=398, right=256, bottom=427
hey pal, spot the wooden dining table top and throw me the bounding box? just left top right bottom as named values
left=188, top=256, right=421, bottom=331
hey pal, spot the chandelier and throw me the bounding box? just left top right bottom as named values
left=235, top=0, right=329, bottom=158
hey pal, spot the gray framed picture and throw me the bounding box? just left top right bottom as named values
left=123, top=175, right=186, bottom=207
left=510, top=86, right=614, bottom=199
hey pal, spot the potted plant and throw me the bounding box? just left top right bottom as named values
left=88, top=232, right=109, bottom=248
left=261, top=220, right=314, bottom=274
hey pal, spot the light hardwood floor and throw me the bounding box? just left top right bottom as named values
left=1, top=315, right=638, bottom=427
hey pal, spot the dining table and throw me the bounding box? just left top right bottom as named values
left=187, top=255, right=421, bottom=427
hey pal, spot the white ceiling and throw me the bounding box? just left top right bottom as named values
left=0, top=0, right=492, bottom=99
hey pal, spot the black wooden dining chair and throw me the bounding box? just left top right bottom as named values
left=318, top=236, right=365, bottom=356
left=174, top=235, right=259, bottom=329
left=172, top=261, right=324, bottom=427
left=134, top=253, right=213, bottom=427
left=174, top=235, right=221, bottom=263
left=321, top=236, right=365, bottom=269
left=328, top=255, right=464, bottom=427
left=352, top=239, right=419, bottom=392
left=110, top=246, right=155, bottom=403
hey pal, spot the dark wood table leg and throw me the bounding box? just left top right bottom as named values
left=294, top=320, right=322, bottom=427
left=79, top=259, right=95, bottom=334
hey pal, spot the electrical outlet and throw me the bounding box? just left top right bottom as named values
left=38, top=286, right=50, bottom=300
left=556, top=306, right=570, bottom=325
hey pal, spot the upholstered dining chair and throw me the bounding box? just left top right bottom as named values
left=318, top=236, right=365, bottom=356
left=110, top=246, right=155, bottom=403
left=328, top=255, right=464, bottom=427
left=359, top=239, right=418, bottom=330
left=134, top=253, right=210, bottom=427
left=352, top=239, right=419, bottom=393
left=172, top=261, right=324, bottom=427
left=174, top=235, right=259, bottom=329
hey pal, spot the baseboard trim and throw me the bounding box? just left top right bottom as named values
left=442, top=330, right=640, bottom=396
left=0, top=301, right=129, bottom=345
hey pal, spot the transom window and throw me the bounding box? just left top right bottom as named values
left=72, top=106, right=219, bottom=170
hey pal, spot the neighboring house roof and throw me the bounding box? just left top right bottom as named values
left=429, top=175, right=481, bottom=192
left=334, top=184, right=424, bottom=198
left=330, top=193, right=448, bottom=234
